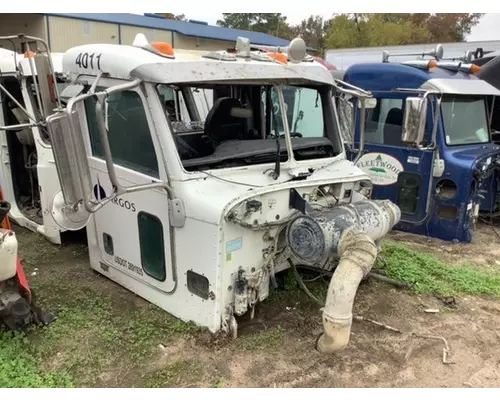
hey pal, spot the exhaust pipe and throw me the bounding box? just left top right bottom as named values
left=286, top=199, right=401, bottom=353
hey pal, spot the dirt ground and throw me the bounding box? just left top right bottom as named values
left=12, top=223, right=500, bottom=388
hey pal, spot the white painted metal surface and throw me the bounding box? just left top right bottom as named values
left=2, top=34, right=383, bottom=338
left=0, top=49, right=66, bottom=244
left=422, top=78, right=500, bottom=96
left=61, top=43, right=335, bottom=86
left=0, top=229, right=17, bottom=281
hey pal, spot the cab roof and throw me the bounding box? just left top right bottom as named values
left=62, top=41, right=335, bottom=86
left=342, top=62, right=500, bottom=96
left=0, top=49, right=64, bottom=76
left=0, top=48, right=17, bottom=74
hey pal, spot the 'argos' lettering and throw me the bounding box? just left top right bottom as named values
left=111, top=197, right=136, bottom=212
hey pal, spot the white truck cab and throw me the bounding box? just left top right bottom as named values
left=0, top=49, right=70, bottom=244
left=0, top=44, right=214, bottom=245
left=0, top=33, right=401, bottom=353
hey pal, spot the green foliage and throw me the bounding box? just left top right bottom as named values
left=324, top=13, right=484, bottom=49
left=290, top=15, right=328, bottom=55
left=215, top=13, right=484, bottom=55
left=379, top=243, right=500, bottom=297
left=160, top=13, right=186, bottom=21
left=0, top=331, right=73, bottom=388
left=217, top=13, right=294, bottom=39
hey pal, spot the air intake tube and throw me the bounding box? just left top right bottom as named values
left=286, top=199, right=401, bottom=354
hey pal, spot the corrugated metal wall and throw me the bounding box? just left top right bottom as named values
left=0, top=14, right=47, bottom=52
left=173, top=34, right=233, bottom=51
left=48, top=16, right=119, bottom=52
left=120, top=25, right=173, bottom=46
left=0, top=14, right=241, bottom=53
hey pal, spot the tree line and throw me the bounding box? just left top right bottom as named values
left=162, top=13, right=484, bottom=56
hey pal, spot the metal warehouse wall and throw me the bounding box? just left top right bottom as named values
left=120, top=25, right=174, bottom=46
left=0, top=14, right=266, bottom=53
left=173, top=33, right=233, bottom=51
left=48, top=16, right=119, bottom=52
left=0, top=14, right=47, bottom=52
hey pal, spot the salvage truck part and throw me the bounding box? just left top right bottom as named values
left=0, top=46, right=69, bottom=244
left=0, top=194, right=56, bottom=329
left=334, top=43, right=500, bottom=243
left=0, top=33, right=400, bottom=352
left=0, top=40, right=213, bottom=245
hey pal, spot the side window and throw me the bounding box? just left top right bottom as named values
left=290, top=87, right=324, bottom=138
left=262, top=86, right=325, bottom=138
left=365, top=98, right=404, bottom=146
left=156, top=84, right=205, bottom=133
left=138, top=212, right=166, bottom=282
left=84, top=89, right=160, bottom=178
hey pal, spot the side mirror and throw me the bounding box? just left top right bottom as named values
left=46, top=107, right=93, bottom=231
left=402, top=97, right=428, bottom=146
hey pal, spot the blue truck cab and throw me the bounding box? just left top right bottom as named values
left=333, top=50, right=500, bottom=243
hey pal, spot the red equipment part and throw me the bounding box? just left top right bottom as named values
left=15, top=257, right=32, bottom=303
left=0, top=187, right=56, bottom=329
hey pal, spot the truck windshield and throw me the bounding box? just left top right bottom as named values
left=156, top=83, right=340, bottom=172
left=441, top=95, right=490, bottom=146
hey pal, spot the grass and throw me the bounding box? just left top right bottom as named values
left=4, top=224, right=500, bottom=388
left=378, top=242, right=500, bottom=297
left=241, top=326, right=285, bottom=351
left=28, top=286, right=203, bottom=387
left=1, top=233, right=204, bottom=388
left=145, top=360, right=204, bottom=388
left=0, top=331, right=73, bottom=388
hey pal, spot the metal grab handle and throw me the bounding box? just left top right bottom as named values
left=0, top=123, right=38, bottom=131
left=0, top=34, right=63, bottom=114
left=333, top=78, right=373, bottom=98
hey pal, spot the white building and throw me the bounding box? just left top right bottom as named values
left=325, top=40, right=500, bottom=69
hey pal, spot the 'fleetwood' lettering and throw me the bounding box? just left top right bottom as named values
left=355, top=153, right=404, bottom=186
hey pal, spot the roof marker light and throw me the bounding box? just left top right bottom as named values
left=132, top=33, right=175, bottom=59
left=151, top=42, right=175, bottom=57
left=458, top=63, right=481, bottom=74
left=266, top=52, right=288, bottom=64
left=469, top=64, right=481, bottom=74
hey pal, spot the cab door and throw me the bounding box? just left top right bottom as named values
left=82, top=79, right=175, bottom=293
left=19, top=78, right=66, bottom=241
left=353, top=94, right=436, bottom=224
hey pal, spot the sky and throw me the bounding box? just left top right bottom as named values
left=184, top=13, right=500, bottom=42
